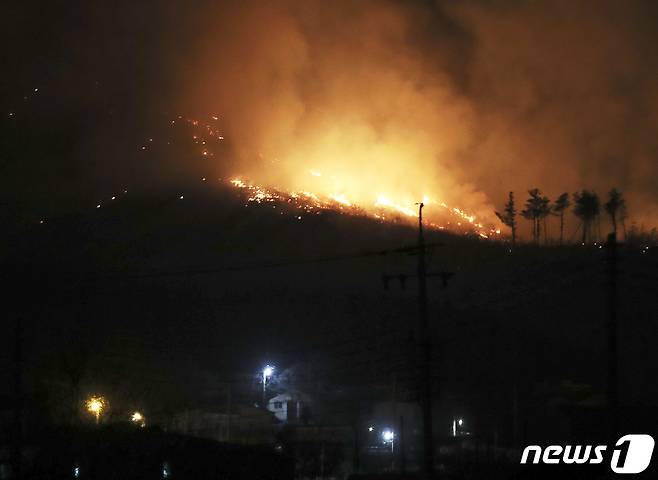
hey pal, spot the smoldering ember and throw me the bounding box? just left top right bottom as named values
left=1, top=1, right=657, bottom=479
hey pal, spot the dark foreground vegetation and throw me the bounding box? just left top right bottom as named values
left=2, top=184, right=657, bottom=479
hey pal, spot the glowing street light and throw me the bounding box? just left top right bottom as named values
left=263, top=365, right=274, bottom=382
left=452, top=417, right=464, bottom=437
left=382, top=429, right=395, bottom=453
left=262, top=364, right=274, bottom=406
left=131, top=411, right=146, bottom=427
left=85, top=395, right=107, bottom=424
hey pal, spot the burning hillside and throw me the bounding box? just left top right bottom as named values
left=173, top=114, right=501, bottom=239
left=227, top=177, right=500, bottom=238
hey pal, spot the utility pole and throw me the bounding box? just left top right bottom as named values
left=226, top=382, right=232, bottom=442
left=353, top=421, right=361, bottom=475
left=320, top=439, right=326, bottom=480
left=12, top=317, right=23, bottom=480
left=381, top=205, right=451, bottom=478
left=606, top=232, right=618, bottom=437
left=417, top=203, right=434, bottom=479
left=399, top=415, right=406, bottom=474
left=392, top=373, right=397, bottom=471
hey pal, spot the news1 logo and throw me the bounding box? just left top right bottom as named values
left=520, top=434, right=655, bottom=474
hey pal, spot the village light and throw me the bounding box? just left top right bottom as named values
left=453, top=417, right=465, bottom=437
left=382, top=429, right=395, bottom=454
left=131, top=411, right=146, bottom=427
left=262, top=364, right=275, bottom=406
left=262, top=365, right=274, bottom=388
left=85, top=395, right=107, bottom=424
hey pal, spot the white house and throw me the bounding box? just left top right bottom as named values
left=266, top=392, right=311, bottom=423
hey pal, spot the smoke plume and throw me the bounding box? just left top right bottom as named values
left=4, top=0, right=656, bottom=233
left=182, top=0, right=658, bottom=230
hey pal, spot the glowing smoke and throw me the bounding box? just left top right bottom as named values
left=179, top=0, right=658, bottom=232
left=6, top=1, right=656, bottom=234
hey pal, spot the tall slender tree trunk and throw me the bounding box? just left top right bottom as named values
left=582, top=221, right=587, bottom=244
left=533, top=217, right=539, bottom=243
left=560, top=213, right=564, bottom=245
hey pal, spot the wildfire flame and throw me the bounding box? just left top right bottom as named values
left=228, top=174, right=499, bottom=238
left=154, top=114, right=500, bottom=239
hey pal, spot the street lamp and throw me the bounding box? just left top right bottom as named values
left=263, top=365, right=274, bottom=383
left=85, top=395, right=107, bottom=424
left=131, top=411, right=146, bottom=427
left=262, top=365, right=274, bottom=406
left=452, top=418, right=464, bottom=437
left=382, top=429, right=395, bottom=453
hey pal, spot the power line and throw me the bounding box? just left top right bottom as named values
left=33, top=242, right=446, bottom=284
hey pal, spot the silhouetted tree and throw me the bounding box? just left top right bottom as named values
left=619, top=201, right=628, bottom=239
left=521, top=189, right=550, bottom=243
left=573, top=190, right=600, bottom=244
left=495, top=192, right=517, bottom=246
left=604, top=188, right=626, bottom=236
left=521, top=189, right=539, bottom=243
left=539, top=196, right=551, bottom=244
left=552, top=193, right=570, bottom=245
left=626, top=223, right=658, bottom=246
